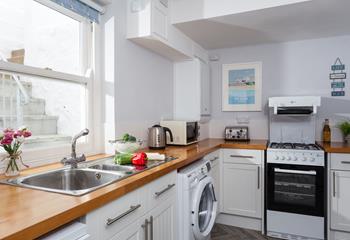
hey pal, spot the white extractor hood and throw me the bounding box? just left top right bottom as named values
left=269, top=96, right=321, bottom=115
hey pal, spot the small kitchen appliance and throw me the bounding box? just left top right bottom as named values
left=148, top=125, right=173, bottom=149
left=225, top=126, right=249, bottom=141
left=160, top=120, right=199, bottom=145
left=266, top=96, right=326, bottom=240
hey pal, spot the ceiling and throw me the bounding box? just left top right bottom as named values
left=175, top=0, right=350, bottom=49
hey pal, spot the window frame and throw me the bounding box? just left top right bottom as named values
left=0, top=0, right=103, bottom=170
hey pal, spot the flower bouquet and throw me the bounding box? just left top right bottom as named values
left=0, top=127, right=31, bottom=176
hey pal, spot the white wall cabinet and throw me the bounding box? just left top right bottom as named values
left=174, top=58, right=211, bottom=121
left=330, top=153, right=350, bottom=236
left=127, top=0, right=208, bottom=61
left=127, top=0, right=192, bottom=60
left=221, top=149, right=263, bottom=219
left=86, top=171, right=177, bottom=240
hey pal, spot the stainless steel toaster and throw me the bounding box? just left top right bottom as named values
left=225, top=126, right=249, bottom=141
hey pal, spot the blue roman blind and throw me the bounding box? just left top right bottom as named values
left=50, top=0, right=100, bottom=23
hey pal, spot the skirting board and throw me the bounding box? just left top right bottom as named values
left=329, top=230, right=350, bottom=240
left=215, top=213, right=262, bottom=232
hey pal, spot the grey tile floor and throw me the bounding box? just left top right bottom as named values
left=211, top=224, right=278, bottom=240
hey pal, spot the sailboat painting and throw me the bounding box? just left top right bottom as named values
left=222, top=62, right=262, bottom=111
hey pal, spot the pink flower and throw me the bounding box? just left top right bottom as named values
left=14, top=130, right=23, bottom=138
left=3, top=128, right=14, bottom=135
left=1, top=133, right=13, bottom=145
left=23, top=131, right=32, bottom=138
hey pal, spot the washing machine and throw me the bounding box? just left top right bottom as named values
left=177, top=158, right=218, bottom=240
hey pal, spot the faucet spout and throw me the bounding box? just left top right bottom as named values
left=62, top=128, right=89, bottom=168
left=71, top=128, right=89, bottom=158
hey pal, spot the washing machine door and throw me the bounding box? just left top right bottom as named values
left=192, top=176, right=218, bottom=240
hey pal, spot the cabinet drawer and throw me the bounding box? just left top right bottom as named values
left=331, top=153, right=350, bottom=170
left=148, top=170, right=177, bottom=209
left=223, top=149, right=262, bottom=165
left=98, top=189, right=145, bottom=239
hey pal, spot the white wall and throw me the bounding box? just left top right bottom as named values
left=101, top=0, right=174, bottom=151
left=209, top=35, right=350, bottom=141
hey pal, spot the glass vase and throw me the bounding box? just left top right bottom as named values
left=4, top=155, right=20, bottom=177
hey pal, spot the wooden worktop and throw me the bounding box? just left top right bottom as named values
left=317, top=141, right=350, bottom=154
left=0, top=138, right=267, bottom=240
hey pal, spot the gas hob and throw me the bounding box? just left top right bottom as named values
left=269, top=142, right=322, bottom=150
left=267, top=142, right=324, bottom=166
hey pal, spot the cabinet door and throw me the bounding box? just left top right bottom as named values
left=148, top=199, right=176, bottom=240
left=222, top=163, right=262, bottom=218
left=331, top=170, right=350, bottom=232
left=151, top=0, right=168, bottom=40
left=200, top=61, right=211, bottom=117
left=109, top=220, right=144, bottom=240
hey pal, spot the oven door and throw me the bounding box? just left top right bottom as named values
left=186, top=122, right=199, bottom=143
left=267, top=163, right=324, bottom=217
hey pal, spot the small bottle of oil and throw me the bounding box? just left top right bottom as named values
left=322, top=119, right=331, bottom=143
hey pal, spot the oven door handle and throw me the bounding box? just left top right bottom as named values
left=275, top=168, right=316, bottom=175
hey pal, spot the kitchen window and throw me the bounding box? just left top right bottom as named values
left=0, top=0, right=101, bottom=165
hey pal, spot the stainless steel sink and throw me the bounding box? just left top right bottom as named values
left=4, top=168, right=126, bottom=196
left=89, top=163, right=136, bottom=174
left=1, top=156, right=178, bottom=196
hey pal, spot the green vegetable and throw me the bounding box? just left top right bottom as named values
left=338, top=121, right=350, bottom=137
left=122, top=133, right=137, bottom=142
left=128, top=136, right=137, bottom=142
left=115, top=153, right=133, bottom=165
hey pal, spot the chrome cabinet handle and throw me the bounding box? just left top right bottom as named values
left=230, top=155, right=254, bottom=159
left=257, top=166, right=260, bottom=189
left=142, top=218, right=149, bottom=240
left=210, top=156, right=219, bottom=162
left=275, top=168, right=316, bottom=175
left=150, top=216, right=154, bottom=240
left=155, top=183, right=175, bottom=197
left=341, top=161, right=350, bottom=164
left=333, top=171, right=336, bottom=198
left=106, top=204, right=141, bottom=226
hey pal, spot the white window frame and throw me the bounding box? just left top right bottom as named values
left=0, top=0, right=103, bottom=169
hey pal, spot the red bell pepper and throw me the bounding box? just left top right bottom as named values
left=132, top=152, right=148, bottom=166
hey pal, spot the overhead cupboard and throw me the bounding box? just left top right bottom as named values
left=126, top=0, right=209, bottom=62
left=174, top=58, right=211, bottom=121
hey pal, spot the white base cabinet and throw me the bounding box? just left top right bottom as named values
left=329, top=153, right=350, bottom=238
left=221, top=149, right=263, bottom=221
left=86, top=171, right=177, bottom=240
left=223, top=163, right=262, bottom=218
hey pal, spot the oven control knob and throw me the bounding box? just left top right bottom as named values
left=310, top=157, right=315, bottom=162
left=274, top=156, right=279, bottom=160
left=287, top=156, right=292, bottom=161
left=281, top=156, right=286, bottom=160
left=294, top=157, right=298, bottom=161
left=302, top=157, right=307, bottom=161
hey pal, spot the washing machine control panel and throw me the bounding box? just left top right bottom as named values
left=187, top=161, right=211, bottom=184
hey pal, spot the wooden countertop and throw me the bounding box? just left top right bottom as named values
left=317, top=141, right=350, bottom=154
left=0, top=138, right=267, bottom=240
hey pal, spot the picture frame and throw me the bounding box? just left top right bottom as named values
left=222, top=62, right=262, bottom=111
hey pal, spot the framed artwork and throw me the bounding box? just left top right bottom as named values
left=222, top=62, right=262, bottom=111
